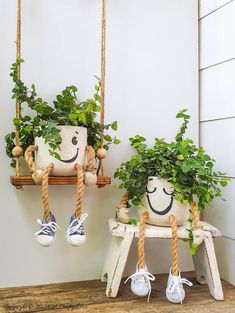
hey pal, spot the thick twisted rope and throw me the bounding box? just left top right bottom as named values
left=42, top=163, right=54, bottom=222
left=15, top=0, right=22, bottom=176
left=86, top=146, right=95, bottom=172
left=75, top=164, right=85, bottom=220
left=97, top=0, right=106, bottom=176
left=119, top=192, right=129, bottom=208
left=190, top=202, right=201, bottom=229
left=24, top=145, right=38, bottom=173
left=169, top=215, right=179, bottom=276
left=115, top=192, right=129, bottom=223
left=138, top=211, right=149, bottom=269
left=100, top=0, right=106, bottom=146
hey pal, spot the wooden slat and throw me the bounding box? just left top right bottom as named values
left=108, top=218, right=221, bottom=239
left=10, top=175, right=111, bottom=187
left=0, top=273, right=235, bottom=313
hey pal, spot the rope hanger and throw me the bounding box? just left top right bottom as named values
left=13, top=0, right=107, bottom=178
left=97, top=0, right=107, bottom=176
left=15, top=0, right=22, bottom=176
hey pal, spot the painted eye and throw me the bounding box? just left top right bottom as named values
left=163, top=188, right=174, bottom=196
left=146, top=186, right=157, bottom=194
left=72, top=136, right=78, bottom=145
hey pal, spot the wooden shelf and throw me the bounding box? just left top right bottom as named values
left=11, top=175, right=111, bottom=188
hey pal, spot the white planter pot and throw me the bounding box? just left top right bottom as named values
left=140, top=177, right=189, bottom=226
left=35, top=126, right=87, bottom=176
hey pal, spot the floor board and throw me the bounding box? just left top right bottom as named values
left=0, top=272, right=234, bottom=313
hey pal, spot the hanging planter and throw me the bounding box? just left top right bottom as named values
left=5, top=0, right=120, bottom=247
left=6, top=0, right=119, bottom=188
left=6, top=61, right=120, bottom=185
left=35, top=126, right=88, bottom=177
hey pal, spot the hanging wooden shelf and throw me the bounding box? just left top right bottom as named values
left=10, top=0, right=113, bottom=192
left=11, top=175, right=111, bottom=188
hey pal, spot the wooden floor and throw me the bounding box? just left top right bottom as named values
left=0, top=272, right=235, bottom=313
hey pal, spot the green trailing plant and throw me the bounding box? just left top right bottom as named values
left=114, top=109, right=229, bottom=254
left=6, top=59, right=120, bottom=167
left=115, top=109, right=228, bottom=209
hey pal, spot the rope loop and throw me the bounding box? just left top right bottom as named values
left=25, top=145, right=38, bottom=173
left=86, top=146, right=96, bottom=172
left=190, top=201, right=200, bottom=228
left=119, top=192, right=129, bottom=208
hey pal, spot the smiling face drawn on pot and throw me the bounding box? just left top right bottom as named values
left=35, top=126, right=87, bottom=176
left=146, top=177, right=174, bottom=216
left=60, top=131, right=80, bottom=163
left=142, top=177, right=189, bottom=226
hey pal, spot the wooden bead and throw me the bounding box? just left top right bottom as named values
left=97, top=148, right=107, bottom=159
left=12, top=146, right=23, bottom=158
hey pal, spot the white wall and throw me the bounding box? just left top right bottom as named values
left=199, top=0, right=235, bottom=285
left=0, top=0, right=198, bottom=288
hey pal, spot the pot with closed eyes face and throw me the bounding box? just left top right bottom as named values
left=35, top=126, right=87, bottom=176
left=140, top=176, right=189, bottom=226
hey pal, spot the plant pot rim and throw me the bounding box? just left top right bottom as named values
left=148, top=176, right=170, bottom=181
left=57, top=125, right=87, bottom=129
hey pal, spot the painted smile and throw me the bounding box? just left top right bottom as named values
left=146, top=187, right=173, bottom=216
left=60, top=148, right=79, bottom=163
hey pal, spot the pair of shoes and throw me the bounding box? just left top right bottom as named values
left=34, top=212, right=88, bottom=247
left=166, top=268, right=193, bottom=304
left=124, top=263, right=155, bottom=302
left=125, top=264, right=192, bottom=303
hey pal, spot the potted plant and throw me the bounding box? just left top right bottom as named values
left=5, top=58, right=120, bottom=176
left=114, top=109, right=228, bottom=242
left=114, top=109, right=229, bottom=303
left=5, top=58, right=121, bottom=248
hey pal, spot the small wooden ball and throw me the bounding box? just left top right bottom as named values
left=97, top=148, right=107, bottom=159
left=12, top=146, right=23, bottom=158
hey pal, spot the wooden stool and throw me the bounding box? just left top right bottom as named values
left=101, top=218, right=224, bottom=300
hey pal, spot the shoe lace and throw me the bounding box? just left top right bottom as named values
left=124, top=270, right=155, bottom=302
left=34, top=219, right=60, bottom=236
left=66, top=213, right=88, bottom=237
left=170, top=276, right=193, bottom=304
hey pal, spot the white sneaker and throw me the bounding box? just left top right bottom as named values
left=66, top=213, right=88, bottom=246
left=124, top=263, right=155, bottom=302
left=166, top=268, right=193, bottom=304
left=34, top=213, right=60, bottom=247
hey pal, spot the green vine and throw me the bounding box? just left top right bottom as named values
left=115, top=109, right=229, bottom=211
left=6, top=59, right=120, bottom=166
left=114, top=109, right=229, bottom=255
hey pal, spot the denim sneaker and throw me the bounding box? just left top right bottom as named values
left=166, top=268, right=193, bottom=304
left=66, top=213, right=88, bottom=246
left=124, top=262, right=155, bottom=302
left=34, top=212, right=59, bottom=247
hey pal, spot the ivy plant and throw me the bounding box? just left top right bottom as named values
left=6, top=59, right=120, bottom=166
left=114, top=109, right=229, bottom=254
left=115, top=109, right=229, bottom=210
